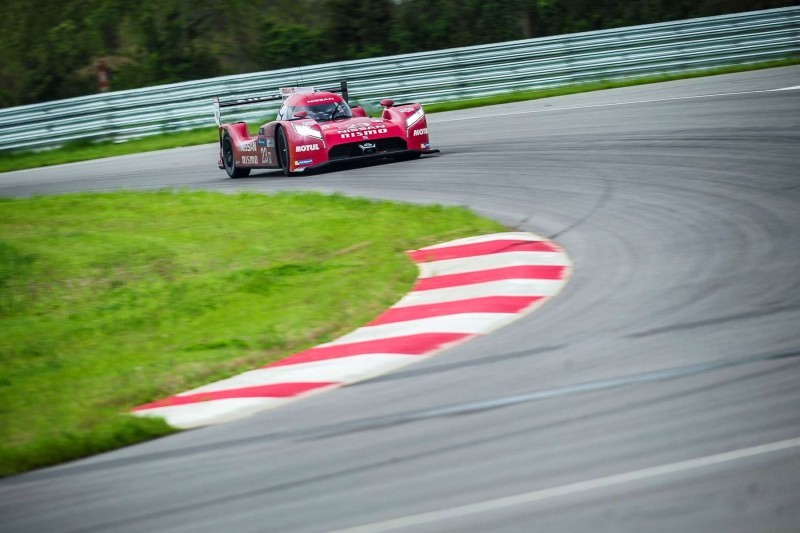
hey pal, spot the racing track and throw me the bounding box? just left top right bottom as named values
left=1, top=66, right=799, bottom=533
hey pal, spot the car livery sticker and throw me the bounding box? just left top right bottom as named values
left=261, top=147, right=273, bottom=165
left=406, top=108, right=425, bottom=128
left=280, top=87, right=315, bottom=98
left=307, top=96, right=336, bottom=103
left=339, top=123, right=388, bottom=140
left=240, top=140, right=256, bottom=151
left=296, top=144, right=320, bottom=152
left=242, top=155, right=258, bottom=165
left=295, top=159, right=313, bottom=166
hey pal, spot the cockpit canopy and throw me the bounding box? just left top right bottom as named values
left=278, top=93, right=352, bottom=122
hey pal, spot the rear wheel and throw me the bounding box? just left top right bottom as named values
left=277, top=127, right=291, bottom=177
left=222, top=133, right=251, bottom=179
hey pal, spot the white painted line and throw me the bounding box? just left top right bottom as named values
left=772, top=85, right=800, bottom=91
left=334, top=436, right=800, bottom=532
left=181, top=354, right=419, bottom=394
left=394, top=279, right=563, bottom=307
left=418, top=251, right=570, bottom=278
left=321, top=313, right=519, bottom=346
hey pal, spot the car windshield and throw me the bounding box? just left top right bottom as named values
left=292, top=101, right=352, bottom=122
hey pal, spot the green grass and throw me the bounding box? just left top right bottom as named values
left=1, top=58, right=798, bottom=174
left=0, top=190, right=505, bottom=476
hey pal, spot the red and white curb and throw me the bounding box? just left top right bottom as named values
left=132, top=232, right=572, bottom=428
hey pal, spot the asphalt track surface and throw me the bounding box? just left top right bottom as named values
left=1, top=67, right=799, bottom=533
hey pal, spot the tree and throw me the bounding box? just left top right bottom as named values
left=112, top=0, right=221, bottom=89
left=393, top=0, right=526, bottom=53
left=1, top=0, right=798, bottom=107
left=254, top=20, right=328, bottom=71
left=323, top=0, right=396, bottom=60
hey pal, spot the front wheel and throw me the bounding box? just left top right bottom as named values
left=276, top=127, right=291, bottom=177
left=222, top=133, right=251, bottom=179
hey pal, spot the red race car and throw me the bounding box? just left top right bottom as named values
left=213, top=81, right=438, bottom=178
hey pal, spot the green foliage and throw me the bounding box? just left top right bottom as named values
left=0, top=416, right=175, bottom=478
left=324, top=0, right=396, bottom=60
left=393, top=0, right=528, bottom=53
left=0, top=191, right=505, bottom=476
left=111, top=1, right=221, bottom=89
left=0, top=0, right=798, bottom=106
left=256, top=19, right=327, bottom=70
left=0, top=0, right=125, bottom=104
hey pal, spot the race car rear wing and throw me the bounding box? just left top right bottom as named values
left=213, top=81, right=350, bottom=125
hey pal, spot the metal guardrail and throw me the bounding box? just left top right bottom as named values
left=1, top=6, right=797, bottom=152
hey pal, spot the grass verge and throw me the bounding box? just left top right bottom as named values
left=0, top=190, right=505, bottom=476
left=1, top=58, right=798, bottom=173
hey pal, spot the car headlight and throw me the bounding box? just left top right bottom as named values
left=406, top=109, right=425, bottom=128
left=292, top=123, right=323, bottom=140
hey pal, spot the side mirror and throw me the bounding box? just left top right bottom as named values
left=293, top=111, right=308, bottom=118
left=379, top=99, right=394, bottom=108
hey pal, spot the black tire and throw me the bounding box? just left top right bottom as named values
left=221, top=133, right=251, bottom=179
left=276, top=127, right=291, bottom=177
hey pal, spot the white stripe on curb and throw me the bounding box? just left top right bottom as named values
left=182, top=355, right=419, bottom=395
left=393, top=279, right=564, bottom=307
left=321, top=313, right=520, bottom=346
left=418, top=251, right=570, bottom=277
left=137, top=398, right=293, bottom=429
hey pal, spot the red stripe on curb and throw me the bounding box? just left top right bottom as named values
left=132, top=382, right=336, bottom=411
left=265, top=332, right=470, bottom=368
left=370, top=296, right=543, bottom=325
left=413, top=265, right=566, bottom=291
left=408, top=240, right=558, bottom=263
